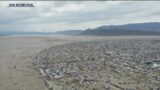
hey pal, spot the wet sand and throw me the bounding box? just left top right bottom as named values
left=0, top=35, right=102, bottom=90
left=0, top=35, right=70, bottom=90
left=0, top=35, right=160, bottom=90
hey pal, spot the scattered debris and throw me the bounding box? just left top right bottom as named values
left=34, top=39, right=160, bottom=90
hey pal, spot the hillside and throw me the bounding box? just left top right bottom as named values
left=81, top=22, right=160, bottom=36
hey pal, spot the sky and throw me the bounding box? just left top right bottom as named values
left=0, top=1, right=160, bottom=32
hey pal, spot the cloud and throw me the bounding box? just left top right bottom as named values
left=54, top=3, right=85, bottom=13
left=0, top=1, right=160, bottom=32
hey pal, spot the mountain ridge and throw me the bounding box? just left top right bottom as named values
left=80, top=22, right=160, bottom=36
left=1, top=22, right=160, bottom=36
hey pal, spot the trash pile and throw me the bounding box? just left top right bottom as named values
left=34, top=39, right=160, bottom=90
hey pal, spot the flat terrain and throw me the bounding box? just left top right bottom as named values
left=35, top=36, right=160, bottom=90
left=0, top=35, right=160, bottom=90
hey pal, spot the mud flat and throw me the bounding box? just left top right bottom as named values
left=0, top=35, right=109, bottom=90
left=0, top=35, right=160, bottom=90
left=0, top=35, right=77, bottom=90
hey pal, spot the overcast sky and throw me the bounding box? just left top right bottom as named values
left=0, top=1, right=160, bottom=32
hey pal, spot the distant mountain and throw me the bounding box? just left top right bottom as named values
left=81, top=22, right=160, bottom=36
left=0, top=31, right=55, bottom=36
left=0, top=30, right=83, bottom=36
left=54, top=30, right=83, bottom=35
left=1, top=22, right=160, bottom=36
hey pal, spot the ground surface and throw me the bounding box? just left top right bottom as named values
left=0, top=35, right=108, bottom=90
left=35, top=37, right=160, bottom=90
left=0, top=35, right=160, bottom=90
